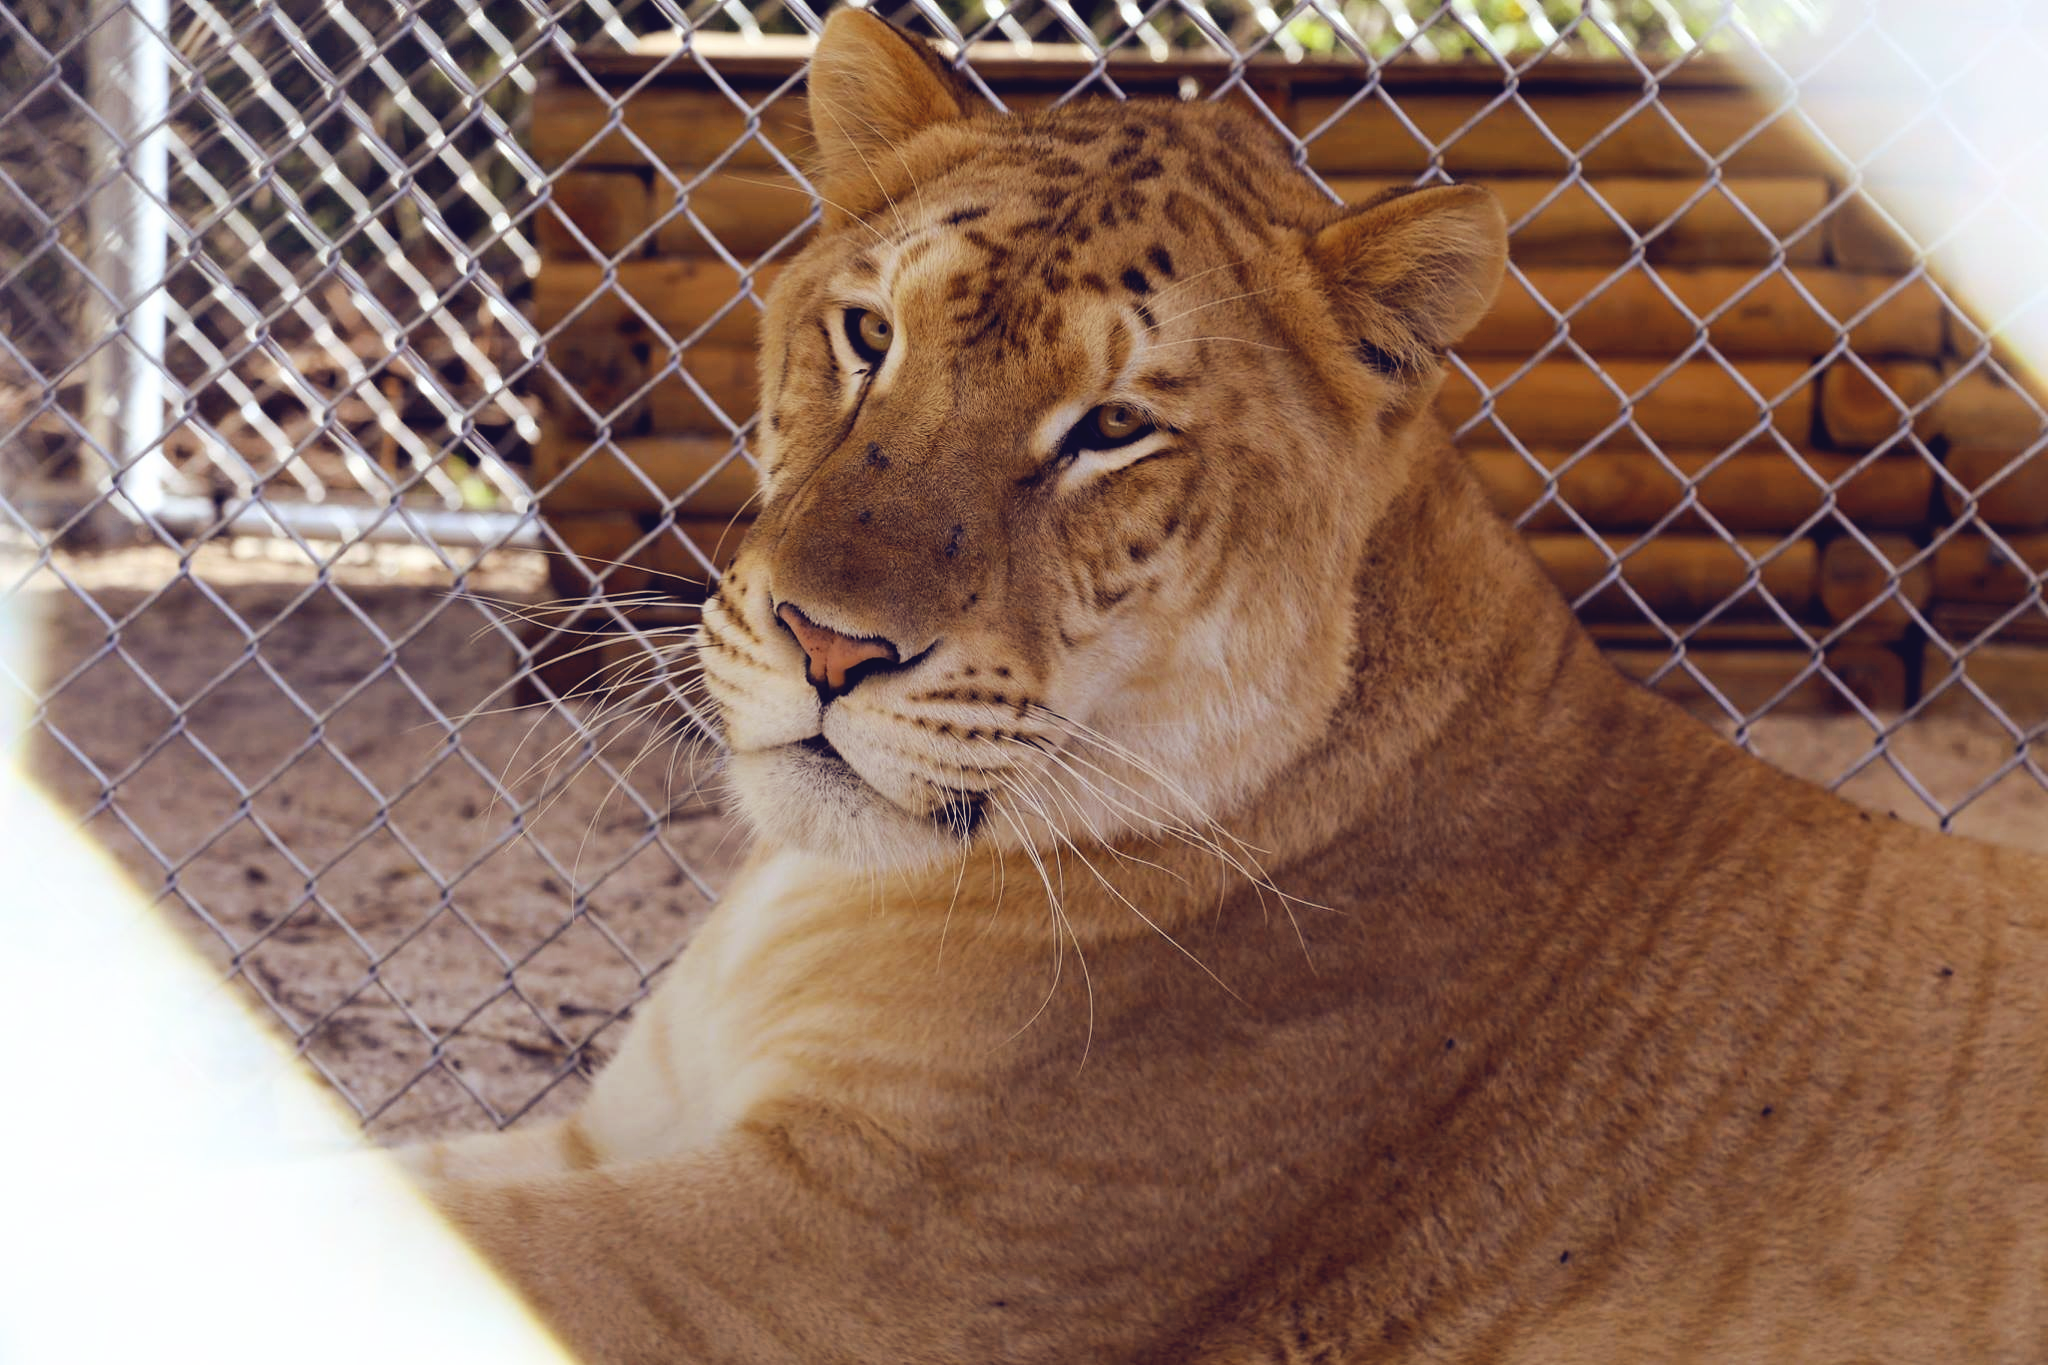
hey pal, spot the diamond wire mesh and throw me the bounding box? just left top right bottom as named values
left=3, top=0, right=2045, bottom=1140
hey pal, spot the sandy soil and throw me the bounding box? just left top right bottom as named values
left=13, top=538, right=2047, bottom=1146
left=17, top=537, right=743, bottom=1144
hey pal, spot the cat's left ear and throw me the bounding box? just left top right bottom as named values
left=806, top=9, right=976, bottom=207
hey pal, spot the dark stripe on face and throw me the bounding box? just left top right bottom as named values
left=944, top=206, right=990, bottom=225
left=1120, top=267, right=1151, bottom=295
left=1106, top=321, right=1132, bottom=378
left=715, top=581, right=760, bottom=643
left=816, top=316, right=840, bottom=384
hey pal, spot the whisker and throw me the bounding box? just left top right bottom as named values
left=707, top=489, right=763, bottom=570
left=446, top=541, right=709, bottom=593
left=434, top=624, right=687, bottom=737
left=1146, top=252, right=1260, bottom=308
left=1022, top=705, right=1330, bottom=963
left=464, top=610, right=691, bottom=646
left=993, top=736, right=1186, bottom=888
left=936, top=844, right=972, bottom=969
left=409, top=658, right=700, bottom=734
left=1029, top=704, right=1291, bottom=866
left=502, top=667, right=690, bottom=812
left=571, top=697, right=706, bottom=876
left=813, top=87, right=929, bottom=228
left=522, top=695, right=680, bottom=830
left=1148, top=285, right=1276, bottom=332
left=802, top=91, right=909, bottom=239
left=712, top=172, right=892, bottom=248
left=1144, top=335, right=1284, bottom=353
left=986, top=775, right=1091, bottom=1058
left=1001, top=763, right=1231, bottom=1013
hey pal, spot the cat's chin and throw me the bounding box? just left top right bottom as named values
left=725, top=744, right=974, bottom=873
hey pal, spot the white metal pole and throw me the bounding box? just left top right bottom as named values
left=83, top=0, right=175, bottom=531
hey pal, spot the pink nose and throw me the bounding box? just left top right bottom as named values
left=775, top=603, right=899, bottom=696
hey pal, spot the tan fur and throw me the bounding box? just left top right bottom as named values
left=399, top=12, right=2048, bottom=1361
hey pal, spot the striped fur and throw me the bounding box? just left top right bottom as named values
left=396, top=12, right=2048, bottom=1361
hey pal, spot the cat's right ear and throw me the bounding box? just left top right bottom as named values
left=1310, top=184, right=1507, bottom=379
left=806, top=10, right=976, bottom=213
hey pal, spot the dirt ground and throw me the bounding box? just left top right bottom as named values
left=14, top=538, right=2048, bottom=1147
left=16, top=537, right=744, bottom=1145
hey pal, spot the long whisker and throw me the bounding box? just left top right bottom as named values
left=986, top=774, right=1092, bottom=1059
left=805, top=91, right=909, bottom=239
left=502, top=659, right=701, bottom=822
left=814, top=87, right=930, bottom=224
left=713, top=172, right=891, bottom=248
left=1022, top=706, right=1329, bottom=964
left=983, top=733, right=1169, bottom=872
left=1025, top=713, right=1267, bottom=872
left=1028, top=703, right=1292, bottom=870
left=455, top=586, right=678, bottom=616
left=936, top=844, right=972, bottom=969
left=433, top=642, right=700, bottom=731
left=995, top=737, right=1186, bottom=887
left=571, top=687, right=708, bottom=876
left=1144, top=335, right=1284, bottom=353
left=460, top=602, right=687, bottom=646
left=1000, top=761, right=1234, bottom=1011
left=443, top=617, right=698, bottom=739
left=1146, top=252, right=1260, bottom=308
left=706, top=488, right=763, bottom=569
left=443, top=539, right=710, bottom=594
left=1147, top=285, right=1277, bottom=332
left=498, top=652, right=701, bottom=771
left=521, top=690, right=684, bottom=830
left=479, top=650, right=697, bottom=832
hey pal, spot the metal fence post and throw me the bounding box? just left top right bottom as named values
left=82, top=0, right=175, bottom=532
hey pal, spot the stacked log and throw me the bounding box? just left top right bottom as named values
left=1920, top=365, right=2048, bottom=711
left=522, top=40, right=2046, bottom=714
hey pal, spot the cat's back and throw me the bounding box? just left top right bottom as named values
left=1159, top=722, right=2048, bottom=1363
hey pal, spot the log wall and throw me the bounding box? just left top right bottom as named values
left=520, top=40, right=2048, bottom=716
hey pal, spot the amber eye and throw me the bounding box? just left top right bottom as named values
left=1093, top=404, right=1145, bottom=443
left=1062, top=403, right=1154, bottom=458
left=846, top=309, right=892, bottom=366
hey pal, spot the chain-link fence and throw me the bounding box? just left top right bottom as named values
left=5, top=0, right=2046, bottom=1143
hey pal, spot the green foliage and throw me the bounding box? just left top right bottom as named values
left=856, top=0, right=1805, bottom=60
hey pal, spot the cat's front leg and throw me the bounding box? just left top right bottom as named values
left=391, top=852, right=797, bottom=1185
left=423, top=1099, right=952, bottom=1365
left=394, top=1115, right=603, bottom=1183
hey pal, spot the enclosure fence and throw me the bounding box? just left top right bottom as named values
left=4, top=0, right=2045, bottom=1139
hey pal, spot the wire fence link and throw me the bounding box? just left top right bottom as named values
left=4, top=0, right=2045, bottom=1140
